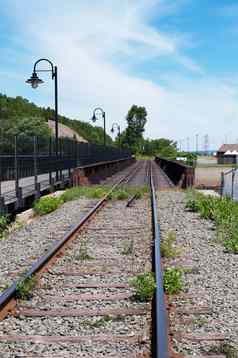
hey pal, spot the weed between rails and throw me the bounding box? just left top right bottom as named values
left=33, top=185, right=148, bottom=216
left=186, top=190, right=238, bottom=254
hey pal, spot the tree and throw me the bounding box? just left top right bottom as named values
left=122, top=105, right=147, bottom=153
left=142, top=138, right=178, bottom=159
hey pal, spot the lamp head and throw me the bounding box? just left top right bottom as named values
left=111, top=127, right=114, bottom=133
left=91, top=113, right=97, bottom=123
left=26, top=72, right=44, bottom=89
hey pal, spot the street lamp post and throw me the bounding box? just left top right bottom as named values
left=91, top=108, right=106, bottom=146
left=26, top=58, right=59, bottom=156
left=111, top=123, right=121, bottom=149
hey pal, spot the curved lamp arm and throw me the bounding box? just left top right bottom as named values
left=33, top=58, right=56, bottom=78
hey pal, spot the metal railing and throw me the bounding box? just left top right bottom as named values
left=0, top=134, right=131, bottom=210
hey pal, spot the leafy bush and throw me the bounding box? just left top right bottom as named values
left=34, top=196, right=63, bottom=215
left=129, top=272, right=156, bottom=301
left=0, top=216, right=9, bottom=238
left=163, top=267, right=183, bottom=294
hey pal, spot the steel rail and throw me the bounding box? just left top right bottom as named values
left=0, top=161, right=141, bottom=315
left=150, top=161, right=169, bottom=357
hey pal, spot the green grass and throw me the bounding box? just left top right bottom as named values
left=62, top=185, right=148, bottom=202
left=186, top=190, right=238, bottom=254
left=129, top=272, right=156, bottom=301
left=61, top=186, right=109, bottom=202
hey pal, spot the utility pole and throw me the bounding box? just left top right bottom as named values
left=204, top=134, right=209, bottom=156
left=187, top=137, right=190, bottom=152
left=196, top=134, right=199, bottom=153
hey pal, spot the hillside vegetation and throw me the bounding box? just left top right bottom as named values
left=0, top=94, right=113, bottom=145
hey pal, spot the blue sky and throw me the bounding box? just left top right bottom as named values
left=1, top=0, right=238, bottom=150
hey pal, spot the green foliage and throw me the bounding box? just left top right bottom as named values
left=178, top=152, right=197, bottom=166
left=16, top=275, right=37, bottom=300
left=0, top=216, right=9, bottom=239
left=186, top=190, right=238, bottom=254
left=33, top=196, right=63, bottom=215
left=121, top=105, right=147, bottom=154
left=61, top=186, right=108, bottom=202
left=129, top=272, right=156, bottom=301
left=163, top=267, right=183, bottom=294
left=161, top=231, right=179, bottom=258
left=0, top=93, right=112, bottom=146
left=142, top=138, right=178, bottom=159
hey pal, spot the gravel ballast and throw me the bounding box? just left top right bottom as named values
left=0, top=198, right=98, bottom=293
left=0, top=198, right=153, bottom=357
left=158, top=190, right=238, bottom=355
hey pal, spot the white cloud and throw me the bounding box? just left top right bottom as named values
left=2, top=0, right=238, bottom=149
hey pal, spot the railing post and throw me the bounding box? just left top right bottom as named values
left=14, top=135, right=20, bottom=203
left=16, top=187, right=23, bottom=209
left=33, top=136, right=39, bottom=199
left=49, top=137, right=53, bottom=186
left=0, top=152, right=2, bottom=198
left=59, top=138, right=63, bottom=181
left=0, top=196, right=5, bottom=216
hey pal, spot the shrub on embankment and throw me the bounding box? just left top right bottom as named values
left=186, top=190, right=238, bottom=253
left=33, top=196, right=63, bottom=215
left=0, top=216, right=10, bottom=238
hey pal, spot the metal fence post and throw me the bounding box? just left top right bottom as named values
left=232, top=169, right=235, bottom=200
left=49, top=137, right=53, bottom=186
left=14, top=135, right=20, bottom=203
left=34, top=136, right=40, bottom=199
left=220, top=172, right=224, bottom=197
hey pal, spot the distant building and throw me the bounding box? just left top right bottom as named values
left=217, top=144, right=238, bottom=164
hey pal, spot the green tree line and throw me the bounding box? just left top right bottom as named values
left=0, top=94, right=112, bottom=145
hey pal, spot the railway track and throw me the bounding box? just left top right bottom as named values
left=0, top=160, right=171, bottom=357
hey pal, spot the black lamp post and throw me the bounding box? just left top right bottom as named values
left=111, top=122, right=121, bottom=149
left=26, top=58, right=59, bottom=156
left=91, top=107, right=106, bottom=146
